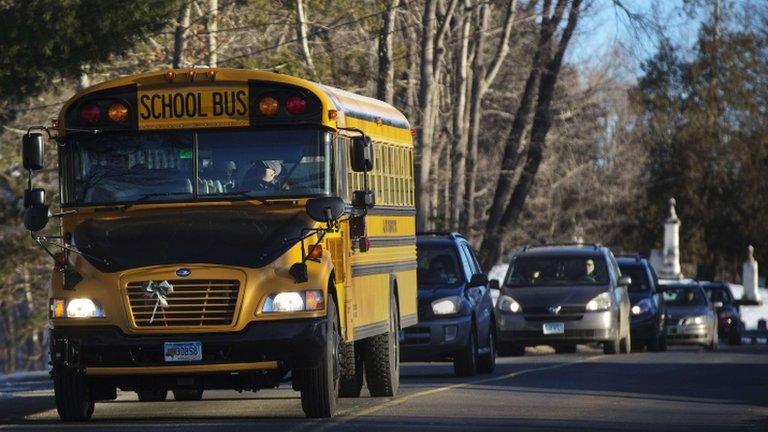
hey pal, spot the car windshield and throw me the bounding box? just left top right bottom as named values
left=417, top=243, right=464, bottom=288
left=663, top=285, right=708, bottom=306
left=63, top=128, right=329, bottom=205
left=504, top=255, right=609, bottom=287
left=703, top=285, right=733, bottom=304
left=618, top=265, right=649, bottom=292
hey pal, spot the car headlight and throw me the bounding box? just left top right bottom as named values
left=262, top=290, right=325, bottom=313
left=586, top=292, right=612, bottom=312
left=432, top=296, right=461, bottom=315
left=50, top=298, right=105, bottom=319
left=631, top=298, right=652, bottom=315
left=498, top=295, right=522, bottom=313
left=683, top=315, right=705, bottom=325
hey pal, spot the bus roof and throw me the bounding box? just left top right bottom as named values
left=58, top=68, right=412, bottom=145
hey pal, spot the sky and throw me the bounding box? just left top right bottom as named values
left=567, top=0, right=705, bottom=82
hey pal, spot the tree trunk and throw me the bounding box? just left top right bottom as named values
left=416, top=0, right=439, bottom=231
left=450, top=0, right=473, bottom=231
left=479, top=0, right=582, bottom=269
left=173, top=2, right=191, bottom=68
left=377, top=0, right=400, bottom=104
left=207, top=0, right=218, bottom=67
left=295, top=0, right=317, bottom=78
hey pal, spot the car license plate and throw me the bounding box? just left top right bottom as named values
left=543, top=322, right=565, bottom=335
left=164, top=342, right=202, bottom=362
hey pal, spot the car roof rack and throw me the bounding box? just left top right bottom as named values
left=416, top=231, right=464, bottom=240
left=522, top=242, right=601, bottom=251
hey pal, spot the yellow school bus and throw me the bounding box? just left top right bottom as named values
left=20, top=68, right=417, bottom=420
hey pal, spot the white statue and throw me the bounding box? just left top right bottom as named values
left=742, top=245, right=760, bottom=302
left=661, top=198, right=682, bottom=279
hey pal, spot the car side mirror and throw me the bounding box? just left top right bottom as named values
left=713, top=301, right=724, bottom=308
left=618, top=276, right=632, bottom=287
left=24, top=204, right=49, bottom=232
left=350, top=135, right=373, bottom=172
left=489, top=279, right=500, bottom=290
left=23, top=188, right=45, bottom=208
left=22, top=133, right=45, bottom=171
left=306, top=197, right=345, bottom=223
left=469, top=273, right=488, bottom=287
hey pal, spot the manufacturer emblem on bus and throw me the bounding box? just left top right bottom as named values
left=176, top=268, right=191, bottom=277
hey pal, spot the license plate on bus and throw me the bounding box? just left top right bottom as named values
left=164, top=342, right=202, bottom=362
left=543, top=323, right=565, bottom=335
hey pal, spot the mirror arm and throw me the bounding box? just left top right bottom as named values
left=32, top=234, right=109, bottom=266
left=50, top=209, right=78, bottom=218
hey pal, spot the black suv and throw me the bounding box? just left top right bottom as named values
left=617, top=255, right=667, bottom=352
left=400, top=232, right=496, bottom=376
left=701, top=281, right=744, bottom=345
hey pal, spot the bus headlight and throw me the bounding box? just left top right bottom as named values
left=50, top=298, right=105, bottom=318
left=263, top=290, right=325, bottom=313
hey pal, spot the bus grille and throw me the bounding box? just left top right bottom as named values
left=126, top=279, right=240, bottom=327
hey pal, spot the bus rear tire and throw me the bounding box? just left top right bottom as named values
left=299, top=296, right=340, bottom=418
left=137, top=389, right=168, bottom=402
left=54, top=370, right=95, bottom=422
left=172, top=389, right=203, bottom=401
left=339, top=340, right=364, bottom=398
left=362, top=295, right=400, bottom=397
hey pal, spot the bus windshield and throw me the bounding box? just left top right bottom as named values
left=63, top=128, right=330, bottom=206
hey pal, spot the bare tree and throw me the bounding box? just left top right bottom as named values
left=479, top=0, right=583, bottom=268
left=207, top=0, right=219, bottom=67
left=377, top=0, right=400, bottom=104
left=173, top=1, right=191, bottom=68
left=295, top=0, right=317, bottom=78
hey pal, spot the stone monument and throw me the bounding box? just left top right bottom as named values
left=660, top=198, right=682, bottom=279
left=742, top=245, right=760, bottom=303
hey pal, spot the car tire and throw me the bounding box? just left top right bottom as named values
left=604, top=331, right=620, bottom=355
left=338, top=340, right=364, bottom=398
left=727, top=329, right=741, bottom=346
left=454, top=322, right=479, bottom=377
left=299, top=295, right=340, bottom=418
left=620, top=332, right=632, bottom=354
left=554, top=344, right=577, bottom=354
left=647, top=329, right=661, bottom=352
left=477, top=325, right=496, bottom=374
left=362, top=295, right=400, bottom=397
left=137, top=389, right=168, bottom=402
left=173, top=389, right=203, bottom=401
left=658, top=332, right=668, bottom=352
left=498, top=343, right=525, bottom=357
left=54, top=370, right=95, bottom=422
left=632, top=340, right=647, bottom=353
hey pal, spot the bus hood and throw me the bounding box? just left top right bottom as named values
left=72, top=207, right=312, bottom=272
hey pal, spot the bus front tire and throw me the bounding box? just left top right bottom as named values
left=299, top=295, right=340, bottom=418
left=338, top=340, right=364, bottom=398
left=362, top=295, right=400, bottom=397
left=54, top=370, right=94, bottom=422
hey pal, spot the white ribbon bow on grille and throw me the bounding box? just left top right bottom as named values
left=142, top=280, right=174, bottom=324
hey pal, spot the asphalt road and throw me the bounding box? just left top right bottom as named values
left=1, top=344, right=766, bottom=431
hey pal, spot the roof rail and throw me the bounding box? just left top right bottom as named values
left=522, top=242, right=601, bottom=251
left=416, top=231, right=464, bottom=240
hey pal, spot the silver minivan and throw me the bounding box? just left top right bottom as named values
left=494, top=245, right=632, bottom=355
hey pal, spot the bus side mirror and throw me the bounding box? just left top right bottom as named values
left=350, top=136, right=372, bottom=172
left=489, top=279, right=500, bottom=290
left=24, top=204, right=49, bottom=232
left=23, top=188, right=45, bottom=208
left=22, top=133, right=45, bottom=171
left=306, top=197, right=345, bottom=223
left=352, top=190, right=375, bottom=209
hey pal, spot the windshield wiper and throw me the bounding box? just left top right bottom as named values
left=207, top=190, right=269, bottom=204
left=121, top=192, right=192, bottom=211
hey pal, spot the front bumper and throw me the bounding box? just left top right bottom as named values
left=666, top=324, right=708, bottom=345
left=400, top=315, right=472, bottom=361
left=496, top=309, right=617, bottom=345
left=50, top=318, right=327, bottom=378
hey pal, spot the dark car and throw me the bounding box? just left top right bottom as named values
left=659, top=280, right=718, bottom=350
left=495, top=244, right=632, bottom=355
left=701, top=281, right=744, bottom=345
left=400, top=232, right=496, bottom=376
left=617, top=255, right=667, bottom=352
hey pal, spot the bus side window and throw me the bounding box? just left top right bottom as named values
left=336, top=136, right=348, bottom=201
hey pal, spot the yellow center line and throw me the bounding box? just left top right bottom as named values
left=290, top=355, right=602, bottom=432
